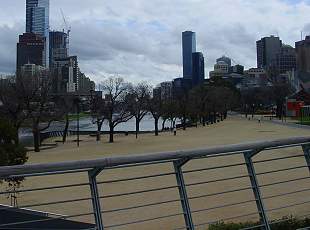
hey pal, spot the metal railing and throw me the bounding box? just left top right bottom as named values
left=0, top=136, right=310, bottom=229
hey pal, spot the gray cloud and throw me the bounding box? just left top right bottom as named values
left=1, top=0, right=310, bottom=84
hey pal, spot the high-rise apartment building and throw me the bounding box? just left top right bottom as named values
left=49, top=31, right=68, bottom=68
left=192, top=52, right=205, bottom=86
left=182, top=31, right=196, bottom=79
left=256, top=36, right=282, bottom=69
left=273, top=45, right=296, bottom=74
left=26, top=0, right=49, bottom=67
left=295, top=36, right=310, bottom=73
left=16, top=33, right=45, bottom=72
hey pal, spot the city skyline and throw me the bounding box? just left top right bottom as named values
left=1, top=0, right=310, bottom=84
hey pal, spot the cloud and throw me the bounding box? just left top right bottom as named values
left=1, top=0, right=310, bottom=84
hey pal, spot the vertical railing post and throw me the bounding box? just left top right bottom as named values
left=173, top=158, right=195, bottom=230
left=302, top=145, right=310, bottom=172
left=244, top=150, right=270, bottom=230
left=88, top=168, right=104, bottom=230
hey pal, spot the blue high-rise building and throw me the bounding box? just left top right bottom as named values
left=182, top=31, right=196, bottom=79
left=26, top=0, right=49, bottom=67
left=192, top=52, right=205, bottom=86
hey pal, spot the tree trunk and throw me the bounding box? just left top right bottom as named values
left=96, top=120, right=103, bottom=142
left=109, top=123, right=114, bottom=143
left=182, top=115, right=186, bottom=130
left=202, top=116, right=206, bottom=126
left=135, top=118, right=140, bottom=139
left=161, top=118, right=167, bottom=131
left=33, top=125, right=40, bottom=152
left=62, top=114, right=69, bottom=144
left=154, top=117, right=159, bottom=136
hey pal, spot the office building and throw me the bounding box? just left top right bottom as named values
left=182, top=31, right=196, bottom=79
left=52, top=56, right=78, bottom=93
left=296, top=36, right=310, bottom=73
left=273, top=45, right=296, bottom=74
left=16, top=33, right=45, bottom=72
left=192, top=52, right=205, bottom=86
left=256, top=36, right=282, bottom=69
left=49, top=31, right=68, bottom=68
left=216, top=56, right=231, bottom=67
left=26, top=0, right=49, bottom=67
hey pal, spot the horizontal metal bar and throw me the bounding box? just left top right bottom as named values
left=188, top=186, right=253, bottom=200
left=1, top=136, right=310, bottom=178
left=2, top=196, right=92, bottom=211
left=191, top=199, right=256, bottom=214
left=0, top=211, right=94, bottom=227
left=0, top=182, right=90, bottom=195
left=101, top=185, right=179, bottom=199
left=105, top=159, right=174, bottom=170
left=260, top=176, right=310, bottom=188
left=267, top=199, right=310, bottom=212
left=105, top=212, right=184, bottom=229
left=182, top=162, right=246, bottom=174
left=102, top=199, right=180, bottom=214
left=97, top=171, right=176, bottom=184
left=6, top=168, right=90, bottom=179
left=253, top=154, right=305, bottom=164
left=186, top=174, right=249, bottom=187
left=263, top=187, right=310, bottom=200
left=256, top=165, right=308, bottom=175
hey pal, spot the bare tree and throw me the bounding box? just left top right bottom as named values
left=128, top=83, right=151, bottom=138
left=148, top=94, right=164, bottom=136
left=25, top=72, right=61, bottom=152
left=0, top=75, right=34, bottom=143
left=102, top=77, right=133, bottom=143
left=90, top=91, right=106, bottom=141
left=54, top=95, right=75, bottom=143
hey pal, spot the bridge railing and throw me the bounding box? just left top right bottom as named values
left=0, top=136, right=310, bottom=230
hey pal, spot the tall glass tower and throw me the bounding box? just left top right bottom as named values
left=26, top=0, right=49, bottom=68
left=182, top=31, right=196, bottom=79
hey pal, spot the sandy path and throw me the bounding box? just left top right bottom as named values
left=1, top=116, right=310, bottom=229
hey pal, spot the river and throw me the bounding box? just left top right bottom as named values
left=19, top=115, right=173, bottom=145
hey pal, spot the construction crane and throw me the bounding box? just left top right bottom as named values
left=60, top=9, right=71, bottom=52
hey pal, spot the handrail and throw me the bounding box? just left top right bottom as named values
left=0, top=136, right=309, bottom=179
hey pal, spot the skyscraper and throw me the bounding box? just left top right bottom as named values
left=16, top=33, right=45, bottom=72
left=182, top=31, right=196, bottom=79
left=192, top=52, right=205, bottom=86
left=26, top=0, right=49, bottom=67
left=256, top=36, right=282, bottom=69
left=295, top=36, right=310, bottom=73
left=49, top=31, right=68, bottom=68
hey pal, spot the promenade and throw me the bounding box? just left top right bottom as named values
left=1, top=116, right=310, bottom=229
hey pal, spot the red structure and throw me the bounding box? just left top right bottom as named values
left=286, top=90, right=310, bottom=117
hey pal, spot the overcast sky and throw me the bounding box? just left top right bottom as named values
left=1, top=0, right=310, bottom=85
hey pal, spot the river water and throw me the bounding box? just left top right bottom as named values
left=19, top=115, right=171, bottom=145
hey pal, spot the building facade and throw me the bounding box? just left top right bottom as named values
left=52, top=56, right=78, bottom=93
left=182, top=31, right=196, bottom=79
left=272, top=45, right=296, bottom=74
left=296, top=36, right=310, bottom=73
left=26, top=0, right=49, bottom=67
left=192, top=52, right=205, bottom=86
left=49, top=31, right=68, bottom=68
left=16, top=33, right=45, bottom=72
left=256, top=36, right=282, bottom=69
left=216, top=56, right=231, bottom=67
